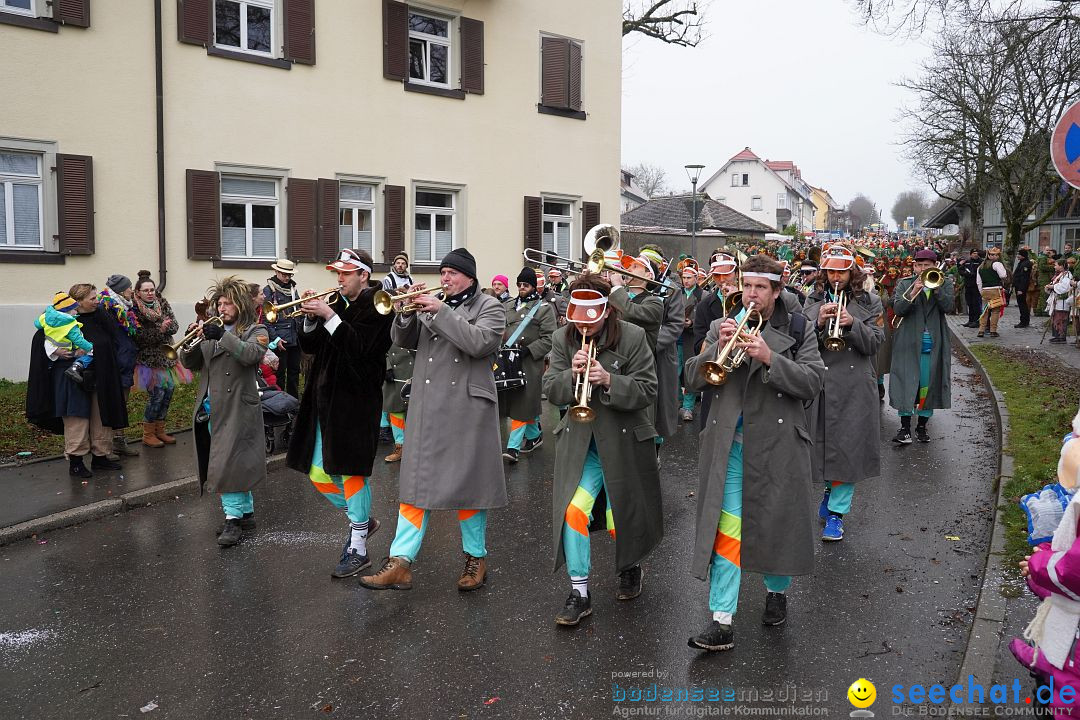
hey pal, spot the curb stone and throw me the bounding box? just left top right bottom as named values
left=948, top=329, right=1015, bottom=697
left=0, top=453, right=287, bottom=546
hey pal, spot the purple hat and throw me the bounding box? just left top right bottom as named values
left=914, top=249, right=938, bottom=261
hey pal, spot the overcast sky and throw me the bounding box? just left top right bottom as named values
left=621, top=0, right=934, bottom=218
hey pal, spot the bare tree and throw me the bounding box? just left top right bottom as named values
left=847, top=194, right=879, bottom=231
left=625, top=163, right=668, bottom=198
left=891, top=190, right=929, bottom=227
left=623, top=1, right=707, bottom=47
left=854, top=0, right=1079, bottom=36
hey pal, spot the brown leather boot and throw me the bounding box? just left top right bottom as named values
left=154, top=421, right=176, bottom=445
left=457, top=554, right=486, bottom=591
left=384, top=444, right=403, bottom=463
left=358, top=556, right=412, bottom=590
left=142, top=422, right=164, bottom=448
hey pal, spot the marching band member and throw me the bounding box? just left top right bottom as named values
left=976, top=246, right=1008, bottom=338
left=500, top=267, right=557, bottom=463
left=802, top=246, right=884, bottom=542
left=543, top=275, right=662, bottom=625
left=678, top=264, right=704, bottom=422
left=361, top=249, right=507, bottom=592
left=692, top=251, right=740, bottom=353
left=286, top=249, right=393, bottom=576
left=179, top=277, right=269, bottom=548
left=889, top=248, right=954, bottom=444
left=684, top=255, right=825, bottom=651
left=382, top=343, right=414, bottom=463
left=640, top=246, right=686, bottom=446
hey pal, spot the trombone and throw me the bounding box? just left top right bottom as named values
left=264, top=287, right=341, bottom=323
left=700, top=302, right=764, bottom=385
left=161, top=316, right=224, bottom=361
left=823, top=282, right=847, bottom=352
left=374, top=285, right=448, bottom=315
left=569, top=333, right=598, bottom=423
left=891, top=265, right=945, bottom=329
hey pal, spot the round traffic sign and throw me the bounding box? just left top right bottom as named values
left=1051, top=100, right=1080, bottom=189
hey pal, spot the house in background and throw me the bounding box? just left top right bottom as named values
left=810, top=186, right=841, bottom=232
left=620, top=169, right=648, bottom=212
left=698, top=147, right=816, bottom=233
left=0, top=0, right=621, bottom=380
left=923, top=188, right=1080, bottom=251
left=620, top=192, right=776, bottom=260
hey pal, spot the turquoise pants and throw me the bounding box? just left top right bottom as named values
left=899, top=332, right=934, bottom=419
left=561, top=442, right=613, bottom=578
left=709, top=440, right=792, bottom=614
left=388, top=504, right=487, bottom=562
left=676, top=339, right=697, bottom=411
left=308, top=421, right=371, bottom=525
left=221, top=492, right=253, bottom=518
left=824, top=482, right=855, bottom=515
left=507, top=416, right=542, bottom=450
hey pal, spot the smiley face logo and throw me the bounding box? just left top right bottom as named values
left=847, top=678, right=876, bottom=709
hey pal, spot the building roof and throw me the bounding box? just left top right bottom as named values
left=729, top=147, right=760, bottom=162
left=764, top=160, right=802, bottom=180
left=701, top=149, right=815, bottom=206
left=810, top=185, right=841, bottom=211
left=620, top=193, right=776, bottom=235
left=923, top=198, right=965, bottom=229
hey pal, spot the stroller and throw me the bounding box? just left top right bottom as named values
left=260, top=380, right=299, bottom=455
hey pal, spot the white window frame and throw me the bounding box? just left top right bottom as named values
left=985, top=231, right=1003, bottom=249
left=541, top=198, right=574, bottom=262
left=730, top=173, right=738, bottom=187
left=751, top=196, right=763, bottom=211
left=408, top=10, right=453, bottom=88
left=337, top=178, right=381, bottom=260
left=716, top=196, right=726, bottom=205
left=1064, top=227, right=1080, bottom=243
left=0, top=0, right=36, bottom=17
left=0, top=151, right=44, bottom=251
left=776, top=193, right=787, bottom=209
left=214, top=0, right=276, bottom=59
left=0, top=137, right=58, bottom=252
left=412, top=183, right=462, bottom=264
left=219, top=173, right=281, bottom=260
left=741, top=173, right=749, bottom=186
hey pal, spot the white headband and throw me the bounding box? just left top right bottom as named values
left=741, top=272, right=782, bottom=281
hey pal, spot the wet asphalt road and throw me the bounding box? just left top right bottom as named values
left=0, top=352, right=999, bottom=719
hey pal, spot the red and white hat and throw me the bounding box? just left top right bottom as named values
left=709, top=252, right=738, bottom=276
left=819, top=246, right=856, bottom=271
left=566, top=289, right=608, bottom=325
left=326, top=248, right=372, bottom=274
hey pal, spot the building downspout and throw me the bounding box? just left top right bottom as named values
left=154, top=0, right=167, bottom=292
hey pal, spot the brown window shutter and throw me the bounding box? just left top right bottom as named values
left=383, top=0, right=408, bottom=81
left=287, top=178, right=317, bottom=262
left=582, top=202, right=600, bottom=241
left=459, top=17, right=484, bottom=95
left=568, top=41, right=582, bottom=111
left=177, top=0, right=212, bottom=46
left=524, top=196, right=542, bottom=252
left=186, top=169, right=220, bottom=260
left=56, top=154, right=94, bottom=256
left=316, top=178, right=340, bottom=262
left=54, top=0, right=90, bottom=27
left=283, top=0, right=316, bottom=65
left=541, top=37, right=569, bottom=108
left=384, top=185, right=406, bottom=264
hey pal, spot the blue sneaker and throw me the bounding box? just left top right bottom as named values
left=818, top=490, right=831, bottom=521
left=822, top=514, right=844, bottom=542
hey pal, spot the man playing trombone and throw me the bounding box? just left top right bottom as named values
left=802, top=245, right=883, bottom=542
left=684, top=255, right=825, bottom=652
left=286, top=248, right=394, bottom=577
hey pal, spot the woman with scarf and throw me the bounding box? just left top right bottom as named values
left=131, top=270, right=192, bottom=448
left=98, top=274, right=140, bottom=458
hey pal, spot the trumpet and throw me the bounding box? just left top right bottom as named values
left=892, top=265, right=945, bottom=329
left=823, top=282, right=847, bottom=353
left=161, top=316, right=224, bottom=361
left=569, top=333, right=598, bottom=423
left=700, top=302, right=764, bottom=385
left=373, top=285, right=448, bottom=315
left=265, top=287, right=341, bottom=323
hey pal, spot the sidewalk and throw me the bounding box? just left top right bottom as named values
left=947, top=303, right=1080, bottom=371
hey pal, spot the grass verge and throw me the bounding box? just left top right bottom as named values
left=0, top=379, right=199, bottom=463
left=970, top=345, right=1080, bottom=573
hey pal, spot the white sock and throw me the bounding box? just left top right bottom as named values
left=225, top=515, right=241, bottom=521
left=349, top=521, right=369, bottom=555
left=712, top=611, right=733, bottom=625
left=571, top=576, right=589, bottom=598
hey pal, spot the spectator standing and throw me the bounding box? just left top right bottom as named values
left=1047, top=258, right=1074, bottom=343
left=99, top=275, right=140, bottom=457
left=262, top=259, right=302, bottom=399
left=1012, top=248, right=1034, bottom=328
left=382, top=252, right=414, bottom=292
left=959, top=249, right=982, bottom=327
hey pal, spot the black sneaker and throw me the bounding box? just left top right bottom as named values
left=762, top=592, right=787, bottom=626
left=687, top=621, right=734, bottom=651
left=502, top=448, right=519, bottom=463
left=878, top=385, right=885, bottom=402
left=90, top=454, right=121, bottom=471
left=63, top=364, right=85, bottom=385
left=215, top=513, right=256, bottom=535
left=915, top=425, right=930, bottom=443
left=378, top=427, right=394, bottom=444
left=1014, top=323, right=1029, bottom=328
left=616, top=565, right=643, bottom=600
left=69, top=456, right=92, bottom=478
left=217, top=518, right=243, bottom=547
left=332, top=548, right=371, bottom=578
left=555, top=589, right=592, bottom=626
left=521, top=436, right=543, bottom=454
left=893, top=428, right=913, bottom=444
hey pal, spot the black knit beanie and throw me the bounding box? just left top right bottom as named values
left=516, top=267, right=537, bottom=289
left=440, top=248, right=477, bottom=281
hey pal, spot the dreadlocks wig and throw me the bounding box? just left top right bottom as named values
left=207, top=275, right=256, bottom=334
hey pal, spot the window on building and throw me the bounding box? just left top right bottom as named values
left=730, top=174, right=738, bottom=187
left=414, top=189, right=456, bottom=263
left=1064, top=227, right=1080, bottom=242
left=716, top=196, right=726, bottom=205
left=542, top=200, right=573, bottom=260
left=409, top=12, right=451, bottom=87
left=985, top=231, right=1003, bottom=249
left=777, top=193, right=787, bottom=209
left=751, top=196, right=763, bottom=211
left=0, top=151, right=43, bottom=250
left=539, top=35, right=583, bottom=115
left=215, top=0, right=274, bottom=57
left=338, top=183, right=378, bottom=256
left=0, top=0, right=34, bottom=16
left=220, top=175, right=278, bottom=259
left=741, top=174, right=749, bottom=186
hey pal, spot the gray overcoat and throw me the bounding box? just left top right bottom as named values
left=803, top=290, right=884, bottom=485
left=180, top=325, right=269, bottom=494
left=653, top=289, right=685, bottom=439
left=875, top=289, right=894, bottom=376
left=498, top=296, right=556, bottom=422
left=382, top=344, right=415, bottom=415
left=608, top=286, right=663, bottom=349
left=684, top=303, right=825, bottom=579
left=543, top=321, right=662, bottom=574
left=391, top=290, right=508, bottom=509
left=888, top=276, right=954, bottom=412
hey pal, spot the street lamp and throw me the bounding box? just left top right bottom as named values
left=685, top=164, right=705, bottom=262
left=796, top=197, right=803, bottom=242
